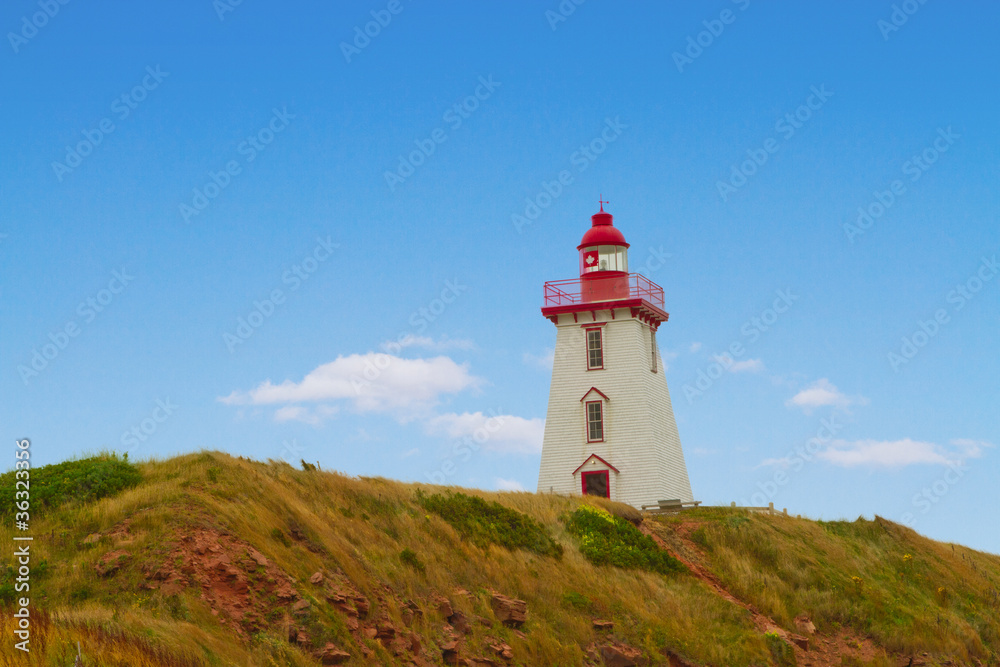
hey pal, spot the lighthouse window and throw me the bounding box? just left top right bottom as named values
left=651, top=329, right=658, bottom=373
left=586, top=401, right=604, bottom=442
left=586, top=329, right=604, bottom=369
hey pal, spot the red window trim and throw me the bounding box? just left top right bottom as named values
left=581, top=470, right=610, bottom=498
left=585, top=327, right=604, bottom=371
left=585, top=400, right=604, bottom=443
left=571, top=453, right=620, bottom=475
left=580, top=387, right=610, bottom=402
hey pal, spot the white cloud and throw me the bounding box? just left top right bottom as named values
left=381, top=334, right=475, bottom=352
left=816, top=438, right=992, bottom=468
left=273, top=404, right=339, bottom=425
left=523, top=349, right=555, bottom=370
left=711, top=354, right=765, bottom=374
left=219, top=353, right=483, bottom=420
left=689, top=342, right=702, bottom=353
left=785, top=378, right=868, bottom=413
left=424, top=411, right=546, bottom=454
left=401, top=448, right=420, bottom=458
left=495, top=478, right=526, bottom=492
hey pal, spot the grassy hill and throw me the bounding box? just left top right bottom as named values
left=2, top=451, right=998, bottom=666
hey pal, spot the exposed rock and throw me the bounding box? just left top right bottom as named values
left=794, top=614, right=816, bottom=635
left=401, top=599, right=423, bottom=627
left=313, top=642, right=351, bottom=665
left=597, top=642, right=648, bottom=667
left=449, top=610, right=472, bottom=635
left=310, top=571, right=324, bottom=585
left=246, top=547, right=269, bottom=567
left=433, top=594, right=454, bottom=618
left=83, top=533, right=102, bottom=545
left=486, top=638, right=514, bottom=661
left=592, top=619, right=614, bottom=631
left=292, top=598, right=311, bottom=615
left=362, top=626, right=378, bottom=640
left=375, top=622, right=396, bottom=642
left=788, top=632, right=809, bottom=650
left=489, top=593, right=527, bottom=627
left=95, top=550, right=132, bottom=577
left=442, top=638, right=461, bottom=665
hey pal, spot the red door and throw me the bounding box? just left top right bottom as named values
left=581, top=470, right=609, bottom=498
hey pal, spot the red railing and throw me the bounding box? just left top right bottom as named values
left=543, top=273, right=665, bottom=309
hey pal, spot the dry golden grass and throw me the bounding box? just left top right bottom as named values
left=2, top=451, right=998, bottom=666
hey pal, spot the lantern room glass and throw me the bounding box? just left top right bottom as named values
left=580, top=245, right=628, bottom=274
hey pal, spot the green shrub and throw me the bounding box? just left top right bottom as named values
left=270, top=528, right=291, bottom=547
left=417, top=490, right=562, bottom=558
left=564, top=505, right=685, bottom=575
left=399, top=548, right=425, bottom=573
left=0, top=453, right=141, bottom=520
left=764, top=631, right=796, bottom=666
left=562, top=591, right=591, bottom=610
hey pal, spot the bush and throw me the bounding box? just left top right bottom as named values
left=0, top=453, right=141, bottom=520
left=417, top=490, right=562, bottom=558
left=564, top=505, right=685, bottom=575
left=399, top=548, right=425, bottom=573
left=764, top=631, right=796, bottom=666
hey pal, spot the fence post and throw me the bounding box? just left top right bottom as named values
left=768, top=502, right=774, bottom=515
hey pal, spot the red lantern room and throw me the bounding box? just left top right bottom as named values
left=578, top=202, right=630, bottom=278
left=541, top=198, right=669, bottom=331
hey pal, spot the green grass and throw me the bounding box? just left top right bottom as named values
left=564, top=504, right=685, bottom=575
left=1, top=451, right=997, bottom=666
left=0, top=452, right=141, bottom=521
left=416, top=488, right=563, bottom=558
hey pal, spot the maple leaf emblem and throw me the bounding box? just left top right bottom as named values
left=586, top=254, right=596, bottom=265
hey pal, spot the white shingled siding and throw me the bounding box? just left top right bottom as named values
left=536, top=308, right=694, bottom=507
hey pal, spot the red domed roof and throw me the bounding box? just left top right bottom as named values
left=578, top=208, right=629, bottom=249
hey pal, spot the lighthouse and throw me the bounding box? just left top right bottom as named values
left=536, top=202, right=694, bottom=508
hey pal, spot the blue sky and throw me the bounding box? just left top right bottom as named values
left=2, top=1, right=998, bottom=553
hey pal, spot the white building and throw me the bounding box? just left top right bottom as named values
left=536, top=204, right=694, bottom=508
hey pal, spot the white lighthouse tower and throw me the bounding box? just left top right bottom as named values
left=536, top=202, right=693, bottom=508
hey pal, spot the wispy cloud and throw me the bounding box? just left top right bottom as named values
left=219, top=353, right=483, bottom=420
left=710, top=354, right=765, bottom=374
left=689, top=342, right=702, bottom=353
left=424, top=411, right=545, bottom=454
left=818, top=438, right=992, bottom=468
left=495, top=477, right=526, bottom=491
left=785, top=378, right=868, bottom=413
left=273, top=404, right=340, bottom=425
left=522, top=348, right=555, bottom=370
left=381, top=334, right=475, bottom=352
